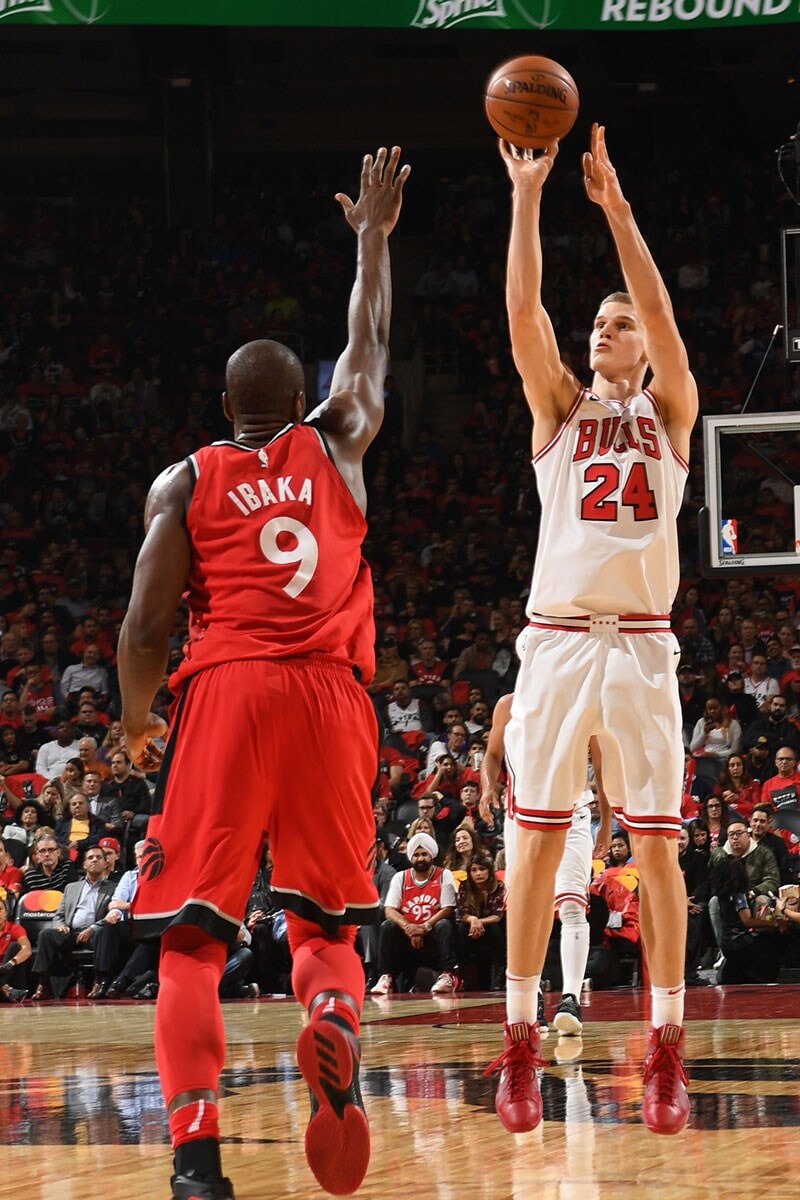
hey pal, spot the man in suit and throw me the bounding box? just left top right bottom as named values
left=29, top=845, right=116, bottom=1000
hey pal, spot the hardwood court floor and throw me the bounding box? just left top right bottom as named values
left=2, top=985, right=798, bottom=1200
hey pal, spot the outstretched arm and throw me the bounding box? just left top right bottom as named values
left=118, top=463, right=192, bottom=769
left=499, top=139, right=580, bottom=449
left=583, top=123, right=697, bottom=453
left=307, top=146, right=410, bottom=505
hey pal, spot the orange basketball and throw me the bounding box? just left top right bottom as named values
left=484, top=55, right=579, bottom=150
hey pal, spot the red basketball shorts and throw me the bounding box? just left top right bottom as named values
left=132, top=656, right=380, bottom=945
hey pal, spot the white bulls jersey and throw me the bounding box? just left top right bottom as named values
left=528, top=387, right=688, bottom=618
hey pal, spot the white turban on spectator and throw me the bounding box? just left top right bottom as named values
left=407, top=832, right=438, bottom=861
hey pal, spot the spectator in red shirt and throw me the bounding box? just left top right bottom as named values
left=0, top=841, right=23, bottom=895
left=0, top=895, right=30, bottom=1001
left=760, top=746, right=800, bottom=810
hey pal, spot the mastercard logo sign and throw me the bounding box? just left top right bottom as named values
left=20, top=889, right=63, bottom=915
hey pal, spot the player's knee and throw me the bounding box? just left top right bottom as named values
left=558, top=899, right=586, bottom=927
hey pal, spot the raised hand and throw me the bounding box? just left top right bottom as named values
left=335, top=145, right=411, bottom=236
left=498, top=137, right=559, bottom=190
left=582, top=123, right=626, bottom=212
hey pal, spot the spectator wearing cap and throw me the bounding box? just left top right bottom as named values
left=743, top=694, right=800, bottom=760
left=678, top=661, right=706, bottom=746
left=746, top=737, right=774, bottom=784
left=765, top=636, right=790, bottom=682
left=721, top=669, right=759, bottom=730
left=779, top=643, right=800, bottom=692
left=370, top=831, right=459, bottom=995
left=99, top=835, right=124, bottom=884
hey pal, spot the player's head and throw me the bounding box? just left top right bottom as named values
left=589, top=292, right=648, bottom=387
left=223, top=339, right=306, bottom=429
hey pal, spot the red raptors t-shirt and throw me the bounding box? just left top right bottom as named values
left=172, top=425, right=376, bottom=686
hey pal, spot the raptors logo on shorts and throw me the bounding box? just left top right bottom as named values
left=140, top=837, right=166, bottom=881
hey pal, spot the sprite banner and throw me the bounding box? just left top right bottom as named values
left=1, top=0, right=799, bottom=30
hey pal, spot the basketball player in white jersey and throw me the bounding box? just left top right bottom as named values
left=484, top=125, right=697, bottom=1137
left=480, top=697, right=611, bottom=1036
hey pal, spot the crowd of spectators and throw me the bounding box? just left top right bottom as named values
left=2, top=141, right=800, bottom=1001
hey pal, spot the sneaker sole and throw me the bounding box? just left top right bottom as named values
left=553, top=1011, right=582, bottom=1036
left=296, top=1021, right=370, bottom=1195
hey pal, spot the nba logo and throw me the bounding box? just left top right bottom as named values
left=721, top=518, right=738, bottom=557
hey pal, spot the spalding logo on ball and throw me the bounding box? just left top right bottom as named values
left=484, top=55, right=579, bottom=150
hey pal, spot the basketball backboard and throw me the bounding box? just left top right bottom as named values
left=701, top=412, right=800, bottom=577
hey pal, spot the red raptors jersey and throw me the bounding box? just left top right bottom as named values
left=171, top=424, right=376, bottom=686
left=399, top=867, right=444, bottom=924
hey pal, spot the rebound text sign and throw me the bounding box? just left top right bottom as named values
left=1, top=0, right=800, bottom=30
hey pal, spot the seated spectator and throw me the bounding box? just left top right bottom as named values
left=101, top=750, right=151, bottom=853
left=0, top=894, right=31, bottom=1002
left=60, top=756, right=85, bottom=793
left=36, top=778, right=67, bottom=823
left=715, top=754, right=760, bottom=820
left=709, top=853, right=788, bottom=984
left=442, top=822, right=482, bottom=885
left=53, top=792, right=105, bottom=858
left=424, top=720, right=469, bottom=773
left=720, top=670, right=759, bottom=730
left=409, top=637, right=450, bottom=704
left=60, top=645, right=109, bottom=709
left=0, top=840, right=23, bottom=896
left=86, top=769, right=124, bottom=842
left=456, top=852, right=507, bottom=990
left=35, top=717, right=81, bottom=780
left=367, top=635, right=409, bottom=699
left=710, top=816, right=780, bottom=901
left=690, top=697, right=741, bottom=784
left=371, top=831, right=459, bottom=995
left=3, top=799, right=48, bottom=860
left=749, top=803, right=796, bottom=884
left=381, top=678, right=435, bottom=753
left=0, top=725, right=31, bottom=776
left=76, top=736, right=110, bottom=781
left=14, top=704, right=50, bottom=766
left=73, top=700, right=111, bottom=743
left=21, top=831, right=78, bottom=895
left=606, top=830, right=633, bottom=869
left=29, top=845, right=117, bottom=1000
left=678, top=824, right=710, bottom=986
left=760, top=745, right=800, bottom=811
left=744, top=653, right=780, bottom=713
left=219, top=925, right=260, bottom=1000
left=84, top=839, right=145, bottom=998
left=742, top=695, right=800, bottom=759
left=96, top=719, right=126, bottom=766
left=701, top=794, right=734, bottom=849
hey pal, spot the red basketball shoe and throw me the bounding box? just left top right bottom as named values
left=484, top=1020, right=546, bottom=1133
left=642, top=1024, right=690, bottom=1135
left=296, top=1014, right=369, bottom=1195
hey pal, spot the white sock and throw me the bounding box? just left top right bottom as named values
left=559, top=907, right=590, bottom=999
left=651, top=983, right=685, bottom=1030
left=506, top=972, right=540, bottom=1026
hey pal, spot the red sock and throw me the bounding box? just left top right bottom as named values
left=169, top=1099, right=221, bottom=1148
left=155, top=925, right=227, bottom=1115
left=285, top=913, right=363, bottom=1034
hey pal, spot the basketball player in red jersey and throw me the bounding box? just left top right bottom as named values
left=485, top=125, right=697, bottom=1137
left=118, top=145, right=410, bottom=1200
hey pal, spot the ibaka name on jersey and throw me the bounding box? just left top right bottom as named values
left=226, top=475, right=313, bottom=516
left=571, top=415, right=662, bottom=462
